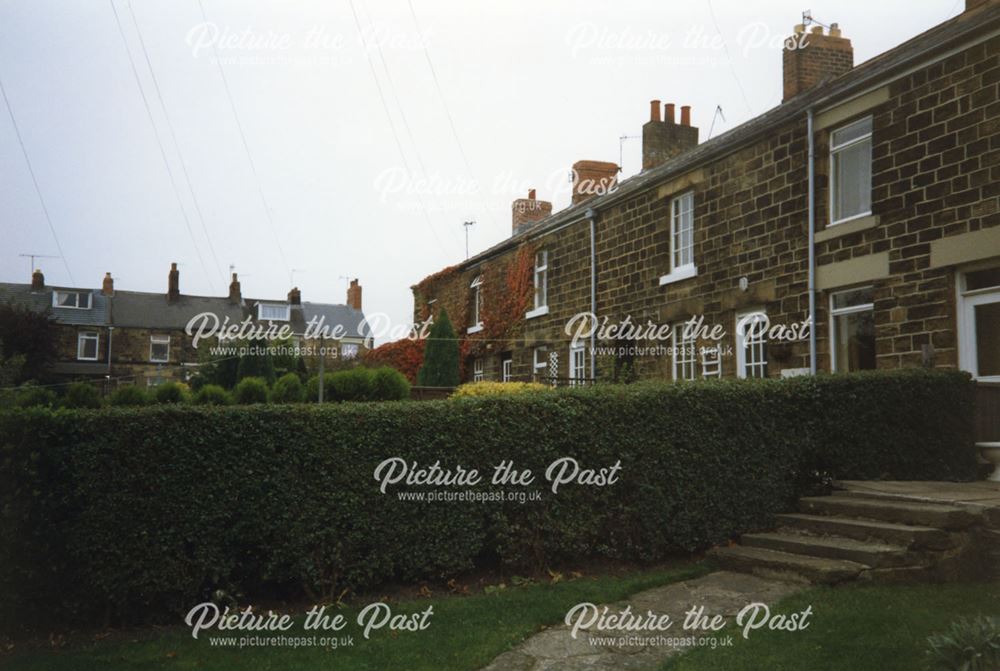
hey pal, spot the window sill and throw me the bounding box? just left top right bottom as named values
left=467, top=323, right=484, bottom=334
left=816, top=213, right=878, bottom=242
left=525, top=305, right=549, bottom=320
left=659, top=265, right=698, bottom=287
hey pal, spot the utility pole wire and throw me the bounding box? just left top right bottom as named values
left=110, top=0, right=215, bottom=292
left=196, top=0, right=291, bottom=279
left=405, top=0, right=499, bottom=235
left=346, top=0, right=452, bottom=253
left=126, top=0, right=226, bottom=288
left=0, top=72, right=76, bottom=285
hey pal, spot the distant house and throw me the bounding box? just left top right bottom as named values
left=0, top=264, right=371, bottom=387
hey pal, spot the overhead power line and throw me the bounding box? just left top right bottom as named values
left=0, top=71, right=76, bottom=284
left=126, top=0, right=226, bottom=288
left=196, top=0, right=291, bottom=280
left=110, top=0, right=216, bottom=292
left=346, top=0, right=452, bottom=253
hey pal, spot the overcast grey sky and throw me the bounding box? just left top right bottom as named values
left=0, top=0, right=962, bottom=341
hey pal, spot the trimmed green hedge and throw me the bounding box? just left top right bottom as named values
left=0, top=370, right=976, bottom=631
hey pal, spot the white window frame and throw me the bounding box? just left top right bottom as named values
left=53, top=290, right=92, bottom=310
left=341, top=342, right=359, bottom=360
left=533, top=347, right=548, bottom=381
left=258, top=303, right=290, bottom=321
left=829, top=116, right=873, bottom=226
left=468, top=275, right=484, bottom=334
left=672, top=321, right=697, bottom=381
left=149, top=334, right=170, bottom=363
left=569, top=343, right=586, bottom=385
left=473, top=357, right=484, bottom=382
left=735, top=310, right=768, bottom=379
left=77, top=331, right=99, bottom=361
left=957, top=266, right=1000, bottom=383
left=829, top=287, right=875, bottom=373
left=659, top=192, right=697, bottom=286
left=501, top=356, right=513, bottom=382
left=526, top=251, right=549, bottom=319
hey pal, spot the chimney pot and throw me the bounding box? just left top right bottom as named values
left=783, top=20, right=853, bottom=101
left=680, top=105, right=691, bottom=126
left=102, top=272, right=114, bottom=297
left=511, top=189, right=552, bottom=235
left=288, top=286, right=301, bottom=305
left=347, top=278, right=363, bottom=311
left=665, top=103, right=675, bottom=124
left=167, top=262, right=180, bottom=303
left=228, top=273, right=241, bottom=304
left=571, top=160, right=618, bottom=205
left=30, top=268, right=45, bottom=291
left=649, top=99, right=661, bottom=122
left=794, top=23, right=806, bottom=34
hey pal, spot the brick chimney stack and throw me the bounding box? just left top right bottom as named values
left=642, top=100, right=699, bottom=170
left=228, top=273, right=242, bottom=304
left=30, top=268, right=44, bottom=291
left=782, top=23, right=853, bottom=102
left=167, top=262, right=180, bottom=303
left=288, top=287, right=301, bottom=305
left=511, top=188, right=553, bottom=235
left=347, top=278, right=362, bottom=311
left=571, top=160, right=619, bottom=205
left=102, top=272, right=114, bottom=296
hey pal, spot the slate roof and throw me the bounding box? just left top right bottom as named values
left=110, top=290, right=244, bottom=330
left=0, top=283, right=109, bottom=326
left=441, top=3, right=1000, bottom=275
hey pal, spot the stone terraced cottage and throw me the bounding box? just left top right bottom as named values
left=411, top=1, right=1000, bottom=392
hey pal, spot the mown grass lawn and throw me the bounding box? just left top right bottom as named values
left=664, top=581, right=1000, bottom=671
left=3, top=562, right=708, bottom=671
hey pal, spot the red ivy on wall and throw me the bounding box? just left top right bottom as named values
left=476, top=244, right=535, bottom=352
left=363, top=337, right=426, bottom=383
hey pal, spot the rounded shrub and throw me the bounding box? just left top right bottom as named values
left=371, top=366, right=410, bottom=401
left=233, top=377, right=269, bottom=404
left=154, top=381, right=190, bottom=405
left=329, top=367, right=375, bottom=402
left=15, top=386, right=57, bottom=408
left=63, top=382, right=103, bottom=409
left=109, top=386, right=150, bottom=407
left=193, top=384, right=232, bottom=406
left=271, top=373, right=304, bottom=403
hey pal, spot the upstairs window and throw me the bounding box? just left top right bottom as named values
left=671, top=192, right=695, bottom=271
left=468, top=275, right=484, bottom=333
left=661, top=192, right=696, bottom=286
left=54, top=290, right=91, bottom=309
left=258, top=303, right=290, bottom=321
left=149, top=335, right=170, bottom=363
left=830, top=116, right=872, bottom=224
left=534, top=251, right=548, bottom=310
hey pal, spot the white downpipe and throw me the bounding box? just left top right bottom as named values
left=807, top=108, right=817, bottom=375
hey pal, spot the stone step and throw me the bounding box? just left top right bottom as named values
left=709, top=545, right=866, bottom=585
left=774, top=513, right=957, bottom=550
left=741, top=531, right=911, bottom=567
left=799, top=495, right=976, bottom=530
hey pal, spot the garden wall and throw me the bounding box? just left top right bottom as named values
left=0, top=369, right=977, bottom=631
